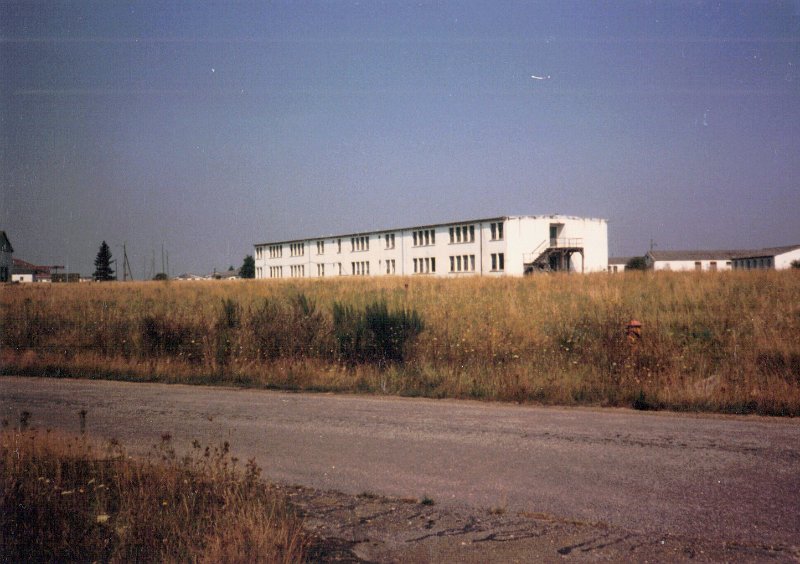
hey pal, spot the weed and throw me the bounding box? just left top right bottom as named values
left=2, top=272, right=799, bottom=415
left=0, top=427, right=308, bottom=562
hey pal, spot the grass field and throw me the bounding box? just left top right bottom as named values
left=0, top=421, right=309, bottom=562
left=2, top=271, right=799, bottom=415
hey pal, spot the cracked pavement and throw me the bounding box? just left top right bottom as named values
left=3, top=376, right=799, bottom=562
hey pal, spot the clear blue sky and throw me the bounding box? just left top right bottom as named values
left=2, top=1, right=798, bottom=276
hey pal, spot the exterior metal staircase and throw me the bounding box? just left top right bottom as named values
left=523, top=238, right=584, bottom=274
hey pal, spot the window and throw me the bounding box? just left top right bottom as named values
left=386, top=259, right=395, bottom=274
left=290, top=265, right=305, bottom=277
left=412, top=229, right=435, bottom=247
left=384, top=233, right=395, bottom=249
left=491, top=253, right=505, bottom=271
left=337, top=263, right=342, bottom=275
left=269, top=245, right=283, bottom=258
left=490, top=222, right=504, bottom=240
left=694, top=261, right=702, bottom=271
left=449, top=224, right=475, bottom=243
left=413, top=257, right=436, bottom=274
left=269, top=266, right=283, bottom=278
left=316, top=240, right=325, bottom=255
left=337, top=239, right=342, bottom=253
left=290, top=243, right=304, bottom=257
left=351, top=236, right=369, bottom=252
left=709, top=261, right=717, bottom=271
left=317, top=264, right=325, bottom=277
left=351, top=261, right=369, bottom=276
left=450, top=254, right=476, bottom=272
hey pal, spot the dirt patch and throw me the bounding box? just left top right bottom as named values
left=277, top=484, right=797, bottom=563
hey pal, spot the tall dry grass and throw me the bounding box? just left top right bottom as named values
left=2, top=271, right=799, bottom=414
left=0, top=417, right=308, bottom=562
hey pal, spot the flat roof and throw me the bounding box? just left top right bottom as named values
left=255, top=214, right=607, bottom=247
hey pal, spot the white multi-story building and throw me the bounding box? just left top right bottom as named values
left=254, top=215, right=608, bottom=279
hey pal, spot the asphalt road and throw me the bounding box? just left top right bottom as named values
left=2, top=376, right=799, bottom=556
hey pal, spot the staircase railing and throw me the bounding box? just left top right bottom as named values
left=523, top=239, right=549, bottom=264
left=523, top=238, right=584, bottom=264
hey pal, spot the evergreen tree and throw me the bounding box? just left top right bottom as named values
left=93, top=241, right=115, bottom=281
left=239, top=255, right=255, bottom=279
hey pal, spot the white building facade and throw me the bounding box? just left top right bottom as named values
left=254, top=215, right=608, bottom=279
left=645, top=250, right=736, bottom=272
left=731, top=245, right=800, bottom=270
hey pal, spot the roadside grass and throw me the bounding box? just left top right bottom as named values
left=0, top=418, right=309, bottom=562
left=1, top=271, right=799, bottom=415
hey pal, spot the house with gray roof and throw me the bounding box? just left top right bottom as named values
left=730, top=245, right=800, bottom=270
left=0, top=231, right=13, bottom=282
left=645, top=245, right=800, bottom=271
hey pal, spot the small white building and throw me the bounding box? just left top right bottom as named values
left=254, top=215, right=608, bottom=279
left=731, top=245, right=800, bottom=270
left=0, top=231, right=13, bottom=282
left=645, top=250, right=736, bottom=272
left=608, top=257, right=636, bottom=273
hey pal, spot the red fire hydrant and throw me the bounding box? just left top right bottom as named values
left=626, top=319, right=642, bottom=342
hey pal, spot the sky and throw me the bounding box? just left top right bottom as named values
left=2, top=1, right=799, bottom=277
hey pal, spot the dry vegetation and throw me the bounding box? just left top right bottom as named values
left=2, top=271, right=799, bottom=415
left=0, top=417, right=309, bottom=562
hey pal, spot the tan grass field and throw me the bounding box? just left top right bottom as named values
left=2, top=271, right=799, bottom=415
left=0, top=424, right=308, bottom=562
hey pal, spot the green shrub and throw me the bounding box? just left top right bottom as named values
left=333, top=300, right=423, bottom=368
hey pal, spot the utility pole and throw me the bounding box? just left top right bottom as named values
left=122, top=243, right=133, bottom=281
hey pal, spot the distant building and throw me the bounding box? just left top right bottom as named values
left=0, top=231, right=13, bottom=282
left=608, top=257, right=635, bottom=273
left=644, top=245, right=800, bottom=271
left=254, top=215, right=608, bottom=279
left=11, top=258, right=56, bottom=283
left=645, top=250, right=736, bottom=272
left=731, top=245, right=800, bottom=270
left=52, top=273, right=81, bottom=283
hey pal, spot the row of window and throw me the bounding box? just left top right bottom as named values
left=260, top=223, right=506, bottom=259
left=413, top=257, right=436, bottom=274
left=261, top=254, right=504, bottom=277
left=351, top=236, right=369, bottom=252
left=491, top=252, right=505, bottom=271
left=255, top=245, right=282, bottom=260
left=352, top=261, right=370, bottom=276
left=490, top=222, right=504, bottom=241
left=450, top=254, right=476, bottom=272
left=413, top=229, right=435, bottom=247
left=449, top=225, right=475, bottom=244
left=733, top=258, right=773, bottom=270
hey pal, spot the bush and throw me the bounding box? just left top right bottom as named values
left=139, top=314, right=203, bottom=364
left=333, top=300, right=423, bottom=368
left=625, top=256, right=649, bottom=271
left=0, top=428, right=309, bottom=562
